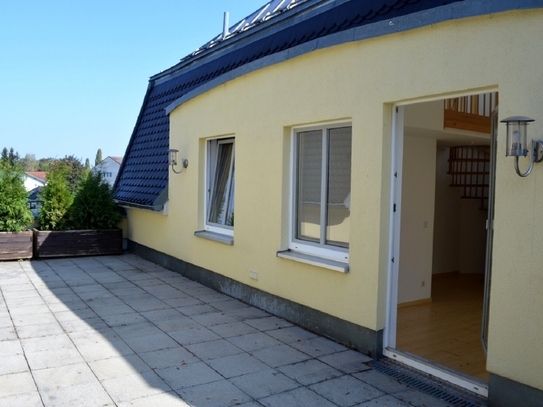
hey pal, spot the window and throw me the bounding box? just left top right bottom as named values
left=291, top=124, right=351, bottom=262
left=206, top=138, right=235, bottom=234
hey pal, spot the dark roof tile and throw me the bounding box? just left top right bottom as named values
left=115, top=0, right=463, bottom=208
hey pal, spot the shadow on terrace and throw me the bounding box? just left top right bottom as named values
left=2, top=253, right=429, bottom=407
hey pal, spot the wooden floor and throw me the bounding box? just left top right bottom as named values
left=396, top=273, right=489, bottom=382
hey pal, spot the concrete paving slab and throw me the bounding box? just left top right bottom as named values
left=25, top=346, right=84, bottom=370
left=353, top=370, right=412, bottom=395
left=138, top=347, right=199, bottom=370
left=229, top=368, right=300, bottom=399
left=117, top=391, right=190, bottom=407
left=207, top=352, right=269, bottom=378
left=40, top=381, right=114, bottom=407
left=0, top=326, right=18, bottom=341
left=168, top=325, right=221, bottom=345
left=0, top=371, right=38, bottom=398
left=101, top=370, right=170, bottom=404
left=155, top=362, right=223, bottom=390
left=176, top=379, right=252, bottom=407
left=0, top=353, right=29, bottom=375
left=260, top=386, right=338, bottom=407
left=393, top=388, right=456, bottom=407
left=0, top=339, right=23, bottom=356
left=277, top=359, right=344, bottom=385
left=244, top=315, right=294, bottom=331
left=208, top=321, right=260, bottom=339
left=266, top=325, right=319, bottom=344
left=289, top=336, right=348, bottom=358
left=32, top=363, right=98, bottom=390
left=88, top=354, right=151, bottom=381
left=318, top=349, right=374, bottom=374
left=225, top=331, right=283, bottom=352
left=0, top=255, right=483, bottom=406
left=122, top=331, right=180, bottom=353
left=185, top=338, right=244, bottom=361
left=20, top=333, right=74, bottom=353
left=252, top=343, right=310, bottom=368
left=357, top=394, right=412, bottom=406
left=0, top=391, right=44, bottom=407
left=309, top=375, right=385, bottom=406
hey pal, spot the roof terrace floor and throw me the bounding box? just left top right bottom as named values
left=0, top=254, right=484, bottom=406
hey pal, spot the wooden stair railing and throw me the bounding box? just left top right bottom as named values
left=444, top=93, right=498, bottom=134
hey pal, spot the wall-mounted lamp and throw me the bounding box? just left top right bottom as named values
left=168, top=149, right=188, bottom=174
left=501, top=116, right=543, bottom=177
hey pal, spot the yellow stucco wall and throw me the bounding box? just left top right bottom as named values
left=127, top=9, right=543, bottom=390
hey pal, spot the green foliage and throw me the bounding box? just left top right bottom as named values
left=58, top=155, right=88, bottom=194
left=21, top=153, right=38, bottom=171
left=70, top=172, right=121, bottom=230
left=37, top=163, right=73, bottom=231
left=0, top=162, right=33, bottom=231
left=1, top=147, right=21, bottom=167
left=37, top=158, right=55, bottom=172
left=95, top=148, right=103, bottom=166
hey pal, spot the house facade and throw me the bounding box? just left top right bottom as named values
left=114, top=1, right=543, bottom=405
left=24, top=171, right=46, bottom=192
left=93, top=156, right=123, bottom=186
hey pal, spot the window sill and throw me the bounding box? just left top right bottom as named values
left=276, top=250, right=349, bottom=273
left=194, top=230, right=234, bottom=245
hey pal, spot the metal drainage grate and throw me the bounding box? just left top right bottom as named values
left=369, top=359, right=487, bottom=407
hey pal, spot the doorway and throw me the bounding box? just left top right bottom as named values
left=384, top=93, right=498, bottom=396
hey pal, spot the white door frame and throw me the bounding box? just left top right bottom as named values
left=383, top=101, right=492, bottom=398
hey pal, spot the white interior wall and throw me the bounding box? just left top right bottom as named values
left=432, top=147, right=488, bottom=275
left=432, top=147, right=461, bottom=274
left=398, top=135, right=436, bottom=304
left=459, top=199, right=487, bottom=274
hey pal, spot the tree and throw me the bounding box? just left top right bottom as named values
left=1, top=147, right=20, bottom=167
left=38, top=163, right=73, bottom=231
left=0, top=161, right=34, bottom=231
left=38, top=158, right=55, bottom=172
left=58, top=155, right=88, bottom=194
left=95, top=149, right=103, bottom=166
left=70, top=172, right=121, bottom=230
left=85, top=158, right=90, bottom=169
left=22, top=154, right=39, bottom=171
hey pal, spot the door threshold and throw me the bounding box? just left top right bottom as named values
left=383, top=348, right=488, bottom=398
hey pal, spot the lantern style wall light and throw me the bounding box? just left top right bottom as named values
left=168, top=149, right=188, bottom=174
left=500, top=116, right=543, bottom=177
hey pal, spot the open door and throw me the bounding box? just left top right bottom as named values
left=482, top=108, right=498, bottom=353
left=385, top=93, right=498, bottom=397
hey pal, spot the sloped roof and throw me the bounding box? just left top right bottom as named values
left=26, top=172, right=47, bottom=183
left=28, top=186, right=43, bottom=201
left=114, top=0, right=464, bottom=209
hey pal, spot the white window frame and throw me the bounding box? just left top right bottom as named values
left=289, top=122, right=351, bottom=263
left=204, top=137, right=235, bottom=236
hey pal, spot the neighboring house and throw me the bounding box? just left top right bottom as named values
left=114, top=1, right=543, bottom=405
left=24, top=171, right=46, bottom=192
left=27, top=186, right=43, bottom=218
left=93, top=156, right=123, bottom=187
left=25, top=172, right=47, bottom=218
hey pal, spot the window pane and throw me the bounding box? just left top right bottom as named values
left=225, top=163, right=235, bottom=226
left=326, top=127, right=351, bottom=247
left=297, top=130, right=322, bottom=243
left=208, top=142, right=234, bottom=225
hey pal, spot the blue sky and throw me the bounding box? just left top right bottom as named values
left=0, top=0, right=265, bottom=164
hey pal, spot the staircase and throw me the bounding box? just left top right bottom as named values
left=448, top=145, right=490, bottom=210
